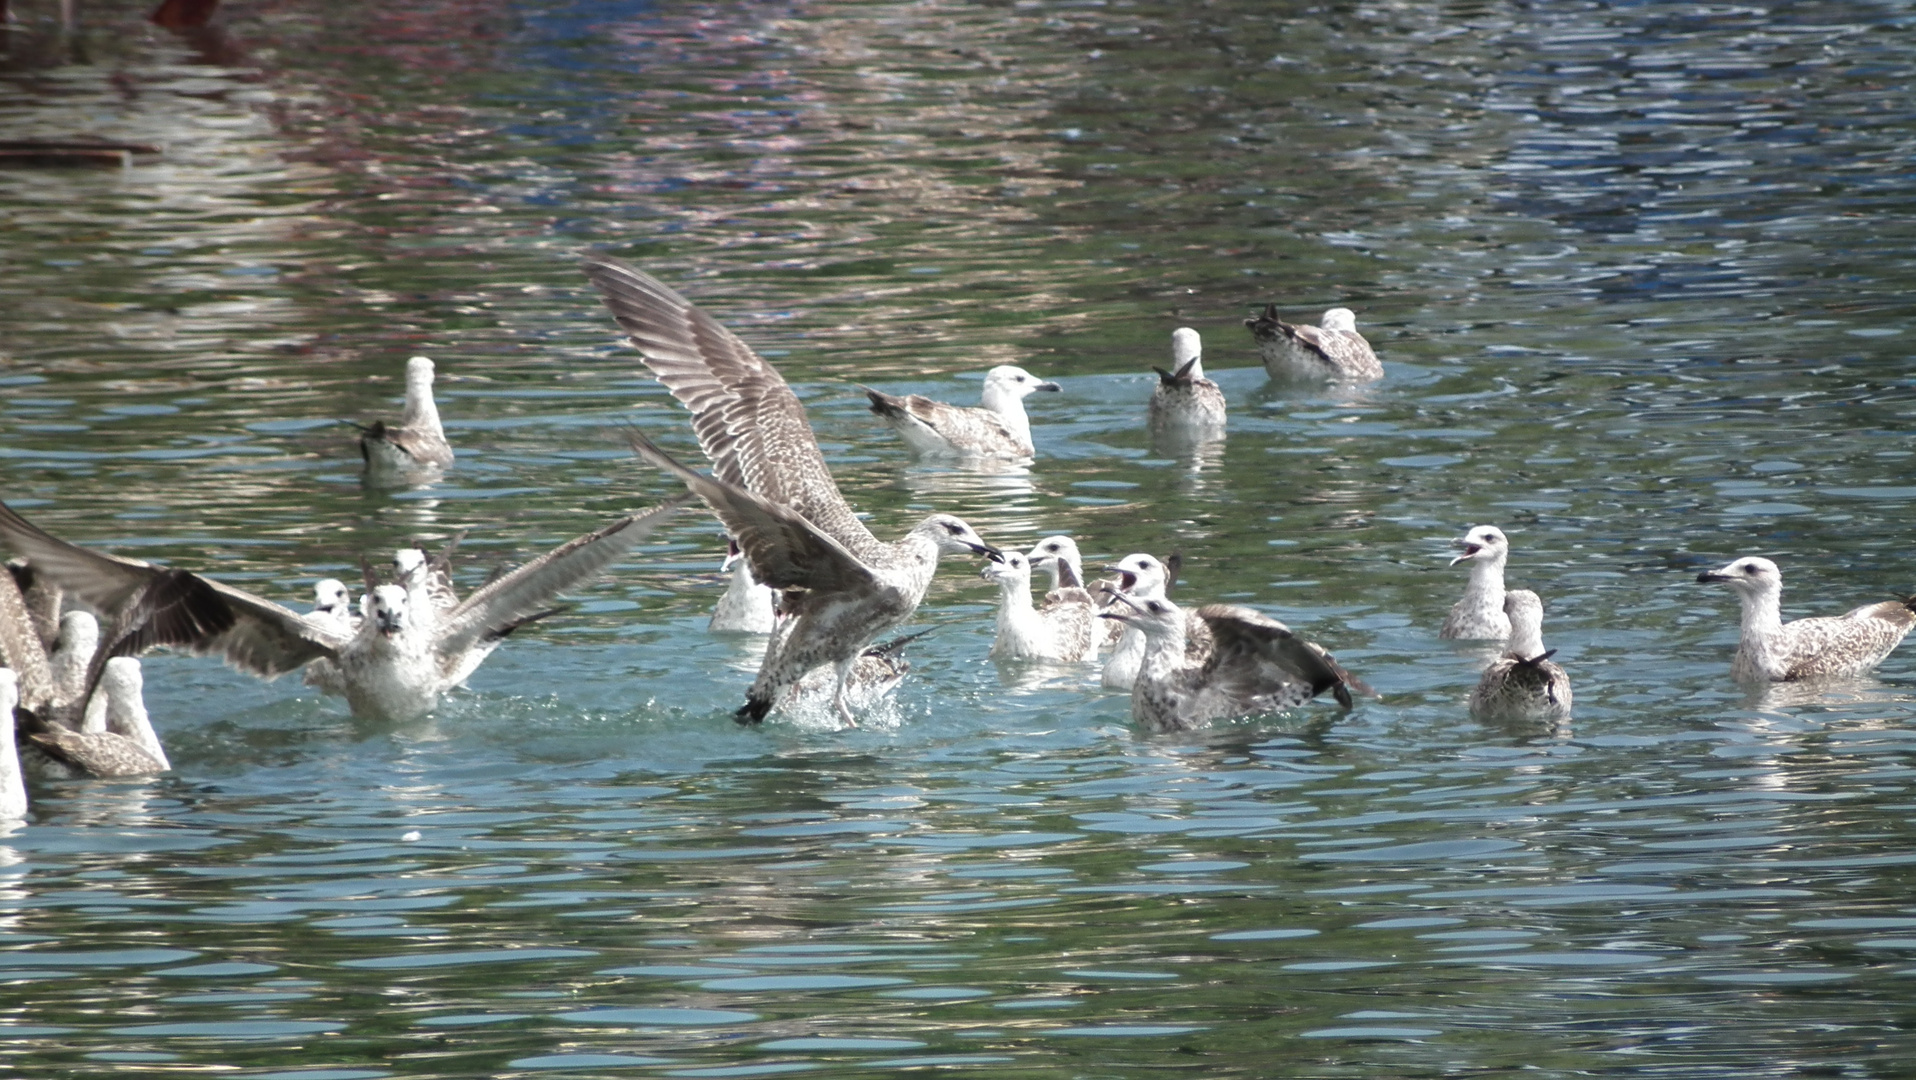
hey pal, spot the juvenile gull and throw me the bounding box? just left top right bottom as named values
left=0, top=670, right=26, bottom=820
left=1697, top=556, right=1916, bottom=681
left=583, top=254, right=1000, bottom=725
left=357, top=356, right=454, bottom=475
left=0, top=498, right=685, bottom=721
left=1026, top=535, right=1090, bottom=602
left=0, top=563, right=56, bottom=710
left=6, top=558, right=62, bottom=648
left=981, top=550, right=1097, bottom=662
left=309, top=578, right=357, bottom=633
left=1147, top=328, right=1226, bottom=439
left=393, top=535, right=463, bottom=630
left=1098, top=553, right=1213, bottom=689
left=28, top=657, right=169, bottom=778
left=864, top=365, right=1060, bottom=459
left=627, top=428, right=996, bottom=726
left=1439, top=525, right=1511, bottom=641
left=709, top=537, right=778, bottom=635
left=1469, top=590, right=1571, bottom=721
left=794, top=628, right=929, bottom=709
left=1101, top=592, right=1373, bottom=732
left=48, top=610, right=100, bottom=706
left=1246, top=306, right=1383, bottom=382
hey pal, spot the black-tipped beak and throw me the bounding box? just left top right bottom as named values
left=1449, top=543, right=1482, bottom=567
left=971, top=543, right=1002, bottom=562
left=1696, top=570, right=1731, bottom=584
left=1098, top=611, right=1131, bottom=623
left=1035, top=381, right=1062, bottom=392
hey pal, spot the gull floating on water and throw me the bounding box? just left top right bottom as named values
left=1026, top=535, right=1089, bottom=601
left=583, top=254, right=1000, bottom=726
left=709, top=537, right=778, bottom=635
left=1246, top=306, right=1382, bottom=382
left=1469, top=590, right=1571, bottom=721
left=0, top=498, right=685, bottom=721
left=981, top=549, right=1097, bottom=662
left=1697, top=556, right=1916, bottom=681
left=1098, top=553, right=1213, bottom=689
left=1147, top=328, right=1226, bottom=439
left=864, top=365, right=1060, bottom=459
left=1101, top=592, right=1373, bottom=732
left=0, top=670, right=26, bottom=820
left=357, top=356, right=454, bottom=476
left=1440, top=525, right=1511, bottom=641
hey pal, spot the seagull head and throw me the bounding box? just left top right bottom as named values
left=719, top=536, right=745, bottom=573
left=56, top=610, right=99, bottom=656
left=370, top=584, right=411, bottom=637
left=980, top=365, right=1062, bottom=412
left=1321, top=307, right=1358, bottom=333
left=1027, top=535, right=1086, bottom=588
left=923, top=515, right=1000, bottom=560
left=1502, top=589, right=1547, bottom=657
left=1450, top=525, right=1509, bottom=567
left=313, top=578, right=351, bottom=614
left=1696, top=556, right=1782, bottom=598
left=1098, top=589, right=1184, bottom=639
left=392, top=547, right=428, bottom=585
left=1104, top=553, right=1168, bottom=599
left=102, top=655, right=143, bottom=700
left=981, top=549, right=1033, bottom=587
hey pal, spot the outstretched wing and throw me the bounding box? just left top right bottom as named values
left=582, top=255, right=883, bottom=561
left=433, top=497, right=691, bottom=660
left=626, top=428, right=882, bottom=599
left=0, top=501, right=346, bottom=679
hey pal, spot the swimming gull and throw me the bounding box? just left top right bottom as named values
left=1098, top=553, right=1213, bottom=689
left=1696, top=556, right=1916, bottom=681
left=981, top=549, right=1097, bottom=662
left=1100, top=591, right=1373, bottom=732
left=309, top=578, right=358, bottom=633
left=582, top=254, right=1000, bottom=724
left=357, top=355, right=454, bottom=475
left=1026, top=535, right=1090, bottom=601
left=393, top=535, right=463, bottom=630
left=0, top=497, right=687, bottom=721
left=1246, top=306, right=1382, bottom=382
left=27, top=657, right=169, bottom=778
left=709, top=537, right=778, bottom=635
left=863, top=365, right=1061, bottom=459
left=1439, top=525, right=1511, bottom=641
left=0, top=670, right=26, bottom=820
left=794, top=628, right=929, bottom=709
left=626, top=427, right=997, bottom=727
left=1469, top=589, right=1571, bottom=721
left=1147, top=328, right=1226, bottom=438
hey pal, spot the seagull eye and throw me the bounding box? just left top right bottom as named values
left=945, top=523, right=963, bottom=535
left=1742, top=563, right=1757, bottom=575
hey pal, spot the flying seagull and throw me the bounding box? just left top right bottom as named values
left=582, top=254, right=1001, bottom=726
left=0, top=497, right=685, bottom=721
left=863, top=365, right=1060, bottom=459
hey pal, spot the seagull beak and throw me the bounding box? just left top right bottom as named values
left=1098, top=611, right=1133, bottom=624
left=971, top=543, right=1002, bottom=562
left=1696, top=570, right=1732, bottom=584
left=1035, top=381, right=1062, bottom=392
left=1449, top=543, right=1482, bottom=567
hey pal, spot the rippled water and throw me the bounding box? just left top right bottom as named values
left=4, top=1, right=1916, bottom=1076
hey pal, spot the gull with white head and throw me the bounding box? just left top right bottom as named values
left=864, top=365, right=1061, bottom=459
left=1098, top=552, right=1213, bottom=689
left=1440, top=525, right=1511, bottom=641
left=1147, top=328, right=1226, bottom=439
left=709, top=536, right=778, bottom=635
left=981, top=549, right=1097, bottom=663
left=1100, top=592, right=1373, bottom=732
left=1696, top=556, right=1915, bottom=681
left=1246, top=306, right=1382, bottom=382
left=357, top=355, right=454, bottom=477
left=1469, top=590, right=1571, bottom=721
left=584, top=254, right=1002, bottom=728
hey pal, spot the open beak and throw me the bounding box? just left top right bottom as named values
left=377, top=612, right=402, bottom=637
left=1449, top=542, right=1482, bottom=567
left=720, top=539, right=743, bottom=573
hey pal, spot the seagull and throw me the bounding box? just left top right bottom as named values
left=47, top=610, right=99, bottom=705
left=981, top=550, right=1097, bottom=662
left=1026, top=535, right=1090, bottom=601
left=1246, top=306, right=1383, bottom=382
left=0, top=498, right=686, bottom=721
left=393, top=535, right=463, bottom=628
left=1100, top=592, right=1373, bottom=731
left=6, top=558, right=62, bottom=648
left=1469, top=590, right=1571, bottom=721
left=709, top=537, right=778, bottom=635
left=0, top=563, right=57, bottom=711
left=0, top=670, right=26, bottom=820
left=582, top=254, right=1001, bottom=726
left=309, top=578, right=357, bottom=633
left=1696, top=556, right=1916, bottom=681
left=627, top=426, right=997, bottom=727
left=356, top=355, right=454, bottom=475
left=1440, top=525, right=1511, bottom=641
left=1147, top=328, right=1226, bottom=438
left=794, top=628, right=930, bottom=708
left=863, top=365, right=1061, bottom=459
left=27, top=657, right=169, bottom=778
left=1098, top=553, right=1213, bottom=689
